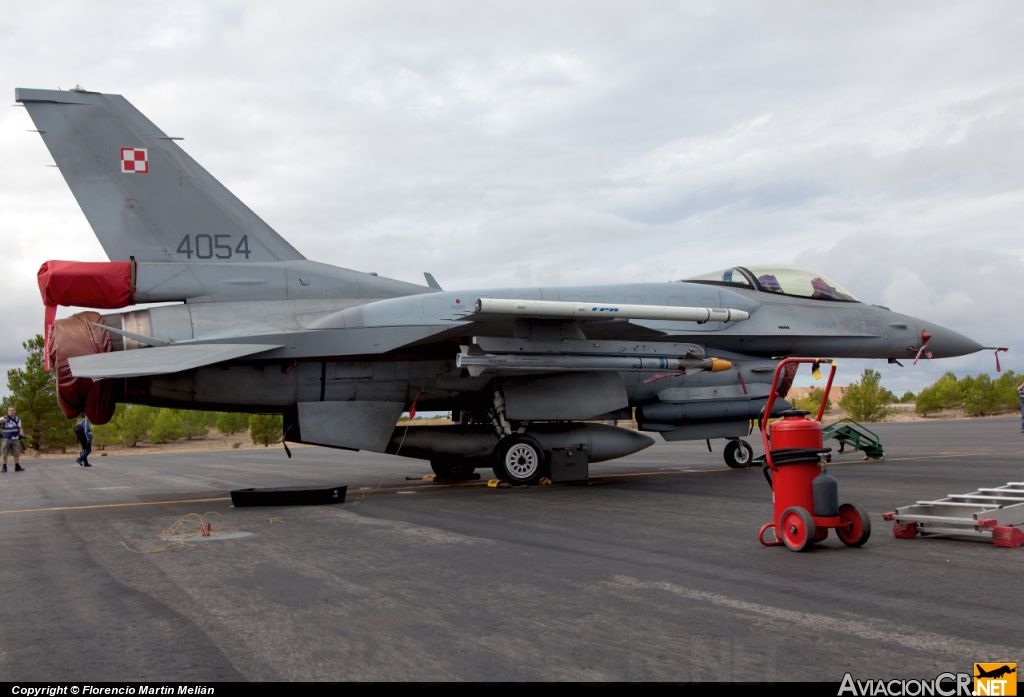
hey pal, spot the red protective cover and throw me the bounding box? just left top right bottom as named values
left=37, top=260, right=133, bottom=370
left=49, top=312, right=116, bottom=424
left=993, top=526, right=1024, bottom=548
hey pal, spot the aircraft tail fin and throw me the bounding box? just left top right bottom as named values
left=16, top=87, right=305, bottom=263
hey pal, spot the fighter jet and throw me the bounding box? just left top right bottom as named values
left=18, top=87, right=984, bottom=483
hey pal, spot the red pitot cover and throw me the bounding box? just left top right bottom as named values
left=37, top=261, right=133, bottom=370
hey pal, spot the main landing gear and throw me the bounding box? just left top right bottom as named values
left=493, top=434, right=548, bottom=486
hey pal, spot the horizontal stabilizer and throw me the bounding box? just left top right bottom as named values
left=69, top=344, right=281, bottom=379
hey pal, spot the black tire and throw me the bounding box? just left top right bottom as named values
left=779, top=506, right=816, bottom=552
left=724, top=439, right=754, bottom=469
left=493, top=435, right=547, bottom=485
left=429, top=458, right=477, bottom=482
left=836, top=503, right=872, bottom=547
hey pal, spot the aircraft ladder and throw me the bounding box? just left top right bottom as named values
left=820, top=418, right=884, bottom=460
left=751, top=417, right=884, bottom=466
left=883, top=482, right=1024, bottom=547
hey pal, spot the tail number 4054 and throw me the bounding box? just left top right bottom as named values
left=176, top=234, right=251, bottom=260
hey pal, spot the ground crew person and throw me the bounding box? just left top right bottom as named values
left=1, top=406, right=25, bottom=473
left=75, top=415, right=93, bottom=467
left=1018, top=379, right=1024, bottom=432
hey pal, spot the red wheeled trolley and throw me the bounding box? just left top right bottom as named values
left=757, top=358, right=871, bottom=552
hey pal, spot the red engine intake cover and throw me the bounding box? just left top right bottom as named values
left=37, top=260, right=134, bottom=370
left=50, top=312, right=116, bottom=424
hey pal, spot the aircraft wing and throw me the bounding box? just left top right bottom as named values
left=69, top=344, right=282, bottom=379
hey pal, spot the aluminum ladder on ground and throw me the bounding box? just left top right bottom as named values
left=883, top=482, right=1024, bottom=547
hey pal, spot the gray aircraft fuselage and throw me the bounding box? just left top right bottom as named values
left=17, top=86, right=984, bottom=479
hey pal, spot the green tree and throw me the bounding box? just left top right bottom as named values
left=118, top=405, right=157, bottom=446
left=216, top=411, right=250, bottom=434
left=915, top=372, right=961, bottom=415
left=150, top=409, right=185, bottom=443
left=249, top=413, right=283, bottom=447
left=899, top=391, right=916, bottom=403
left=995, top=371, right=1021, bottom=412
left=180, top=410, right=209, bottom=440
left=839, top=369, right=893, bottom=422
left=915, top=371, right=1021, bottom=416
left=960, top=374, right=1002, bottom=416
left=91, top=404, right=124, bottom=450
left=794, top=388, right=832, bottom=414
left=2, top=335, right=76, bottom=453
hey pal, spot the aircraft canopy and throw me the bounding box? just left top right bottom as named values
left=685, top=265, right=859, bottom=302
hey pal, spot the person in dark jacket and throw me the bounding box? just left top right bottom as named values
left=75, top=416, right=93, bottom=468
left=0, top=406, right=25, bottom=473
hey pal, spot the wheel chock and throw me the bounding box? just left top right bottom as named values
left=487, top=479, right=509, bottom=488
left=538, top=477, right=552, bottom=486
left=993, top=526, right=1024, bottom=548
left=423, top=474, right=436, bottom=482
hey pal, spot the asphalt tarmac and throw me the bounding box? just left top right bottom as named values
left=0, top=417, right=1022, bottom=682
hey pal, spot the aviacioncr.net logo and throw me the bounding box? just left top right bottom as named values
left=838, top=672, right=972, bottom=696
left=974, top=663, right=1017, bottom=696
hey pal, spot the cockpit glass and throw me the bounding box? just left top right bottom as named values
left=684, top=264, right=859, bottom=301
left=683, top=267, right=753, bottom=288
left=742, top=265, right=859, bottom=301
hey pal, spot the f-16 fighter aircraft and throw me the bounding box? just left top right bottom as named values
left=18, top=87, right=984, bottom=483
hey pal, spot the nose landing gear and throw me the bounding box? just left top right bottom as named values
left=723, top=438, right=754, bottom=469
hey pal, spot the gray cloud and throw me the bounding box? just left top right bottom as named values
left=0, top=1, right=1021, bottom=393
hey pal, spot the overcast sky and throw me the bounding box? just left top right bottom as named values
left=1, top=1, right=1021, bottom=394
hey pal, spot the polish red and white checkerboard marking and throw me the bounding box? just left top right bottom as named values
left=120, top=147, right=148, bottom=174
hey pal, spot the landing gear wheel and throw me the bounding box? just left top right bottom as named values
left=836, top=503, right=872, bottom=547
left=723, top=439, right=753, bottom=469
left=493, top=435, right=547, bottom=486
left=779, top=506, right=816, bottom=552
left=429, top=459, right=476, bottom=482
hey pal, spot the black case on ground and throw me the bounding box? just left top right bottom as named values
left=549, top=446, right=589, bottom=483
left=230, top=485, right=347, bottom=507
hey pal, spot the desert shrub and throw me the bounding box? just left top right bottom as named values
left=917, top=370, right=1021, bottom=416
left=839, top=369, right=893, bottom=422
left=794, top=388, right=832, bottom=414
left=118, top=405, right=157, bottom=446
left=179, top=410, right=209, bottom=440
left=915, top=372, right=960, bottom=415
left=249, top=413, right=283, bottom=447
left=960, top=374, right=1002, bottom=415
left=150, top=409, right=185, bottom=443
left=995, top=371, right=1022, bottom=411
left=216, top=412, right=250, bottom=434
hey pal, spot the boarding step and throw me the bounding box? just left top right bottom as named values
left=752, top=417, right=884, bottom=467
left=820, top=418, right=884, bottom=460
left=884, top=482, right=1024, bottom=547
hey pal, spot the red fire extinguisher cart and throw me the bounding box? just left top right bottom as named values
left=757, top=358, right=871, bottom=552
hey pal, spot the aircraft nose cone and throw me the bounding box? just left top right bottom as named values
left=922, top=324, right=984, bottom=358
